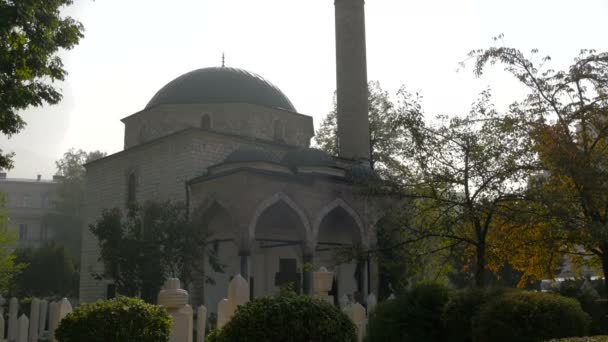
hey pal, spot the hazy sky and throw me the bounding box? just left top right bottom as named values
left=2, top=0, right=607, bottom=179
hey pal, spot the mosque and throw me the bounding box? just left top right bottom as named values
left=79, top=0, right=393, bottom=311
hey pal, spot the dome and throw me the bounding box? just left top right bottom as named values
left=281, top=148, right=336, bottom=168
left=224, top=147, right=278, bottom=164
left=146, top=67, right=296, bottom=112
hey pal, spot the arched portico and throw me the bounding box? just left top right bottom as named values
left=314, top=198, right=369, bottom=303
left=248, top=193, right=312, bottom=297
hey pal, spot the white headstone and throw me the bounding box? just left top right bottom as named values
left=196, top=305, right=207, bottom=342
left=157, top=278, right=193, bottom=342
left=387, top=293, right=396, bottom=300
left=339, top=294, right=349, bottom=308
left=57, top=298, right=72, bottom=321
left=366, top=293, right=377, bottom=317
left=17, top=315, right=28, bottom=342
left=28, top=298, right=40, bottom=342
left=8, top=297, right=18, bottom=341
left=48, top=301, right=59, bottom=342
left=38, top=300, right=48, bottom=335
left=216, top=299, right=231, bottom=329
left=344, top=303, right=367, bottom=342
left=228, top=274, right=249, bottom=307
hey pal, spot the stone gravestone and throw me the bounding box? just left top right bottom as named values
left=48, top=298, right=72, bottom=342
left=217, top=274, right=250, bottom=328
left=38, top=300, right=48, bottom=336
left=28, top=298, right=40, bottom=342
left=196, top=305, right=207, bottom=342
left=339, top=294, right=349, bottom=309
left=312, top=267, right=334, bottom=304
left=17, top=315, right=28, bottom=342
left=47, top=302, right=59, bottom=342
left=158, top=278, right=193, bottom=342
left=8, top=297, right=18, bottom=342
left=344, top=303, right=366, bottom=342
left=366, top=293, right=377, bottom=317
left=274, top=259, right=301, bottom=293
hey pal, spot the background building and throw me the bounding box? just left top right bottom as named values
left=0, top=172, right=58, bottom=248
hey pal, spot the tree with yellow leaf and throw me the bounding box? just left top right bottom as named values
left=472, top=43, right=608, bottom=292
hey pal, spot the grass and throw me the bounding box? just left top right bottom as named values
left=547, top=337, right=608, bottom=342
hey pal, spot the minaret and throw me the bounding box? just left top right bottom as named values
left=334, top=0, right=370, bottom=163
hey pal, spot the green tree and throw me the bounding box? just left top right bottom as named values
left=471, top=43, right=608, bottom=292
left=0, top=193, right=25, bottom=293
left=315, top=81, right=421, bottom=180
left=0, top=0, right=84, bottom=170
left=89, top=201, right=221, bottom=303
left=47, top=149, right=106, bottom=260
left=11, top=242, right=78, bottom=298
left=401, top=90, right=537, bottom=287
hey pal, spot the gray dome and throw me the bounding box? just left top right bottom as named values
left=281, top=148, right=336, bottom=168
left=224, top=147, right=278, bottom=164
left=146, top=67, right=296, bottom=112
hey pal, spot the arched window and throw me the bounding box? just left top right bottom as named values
left=273, top=120, right=284, bottom=142
left=127, top=173, right=137, bottom=206
left=201, top=114, right=211, bottom=129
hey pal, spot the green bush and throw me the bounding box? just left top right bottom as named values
left=442, top=287, right=510, bottom=342
left=367, top=282, right=450, bottom=342
left=472, top=291, right=590, bottom=342
left=55, top=297, right=171, bottom=342
left=207, top=292, right=356, bottom=342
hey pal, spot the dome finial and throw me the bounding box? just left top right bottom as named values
left=222, top=52, right=225, bottom=67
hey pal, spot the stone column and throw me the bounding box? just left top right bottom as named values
left=335, top=0, right=370, bottom=162
left=302, top=254, right=313, bottom=295
left=158, top=278, right=193, bottom=342
left=239, top=253, right=250, bottom=280
left=361, top=258, right=369, bottom=304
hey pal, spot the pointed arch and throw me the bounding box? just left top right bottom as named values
left=313, top=198, right=367, bottom=249
left=248, top=192, right=312, bottom=246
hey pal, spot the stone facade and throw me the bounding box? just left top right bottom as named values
left=0, top=174, right=58, bottom=248
left=80, top=126, right=302, bottom=303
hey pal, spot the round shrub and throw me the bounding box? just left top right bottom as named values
left=442, top=287, right=510, bottom=342
left=472, top=291, right=590, bottom=342
left=367, top=282, right=450, bottom=342
left=207, top=292, right=356, bottom=342
left=55, top=296, right=171, bottom=342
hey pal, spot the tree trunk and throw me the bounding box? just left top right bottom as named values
left=474, top=243, right=486, bottom=288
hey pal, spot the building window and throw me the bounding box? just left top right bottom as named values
left=19, top=224, right=28, bottom=241
left=22, top=194, right=30, bottom=207
left=273, top=120, right=284, bottom=142
left=201, top=114, right=212, bottom=129
left=127, top=173, right=137, bottom=206
left=41, top=192, right=49, bottom=208
left=40, top=224, right=48, bottom=241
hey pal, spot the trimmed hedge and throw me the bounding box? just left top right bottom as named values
left=367, top=282, right=450, bottom=342
left=207, top=292, right=356, bottom=342
left=55, top=297, right=171, bottom=342
left=472, top=291, right=590, bottom=342
left=442, top=287, right=509, bottom=342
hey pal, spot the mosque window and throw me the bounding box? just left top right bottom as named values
left=201, top=114, right=212, bottom=129
left=273, top=120, right=284, bottom=142
left=127, top=173, right=137, bottom=206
